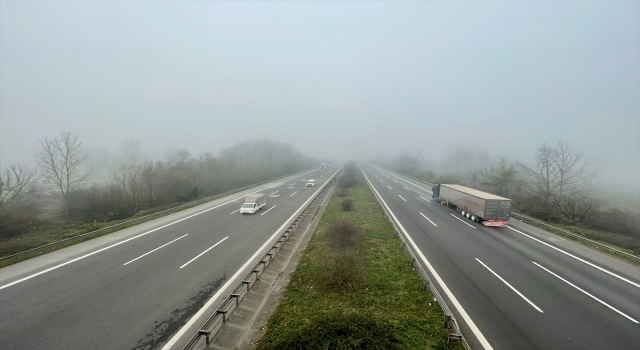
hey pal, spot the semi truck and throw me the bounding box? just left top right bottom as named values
left=432, top=184, right=512, bottom=227
left=240, top=193, right=267, bottom=214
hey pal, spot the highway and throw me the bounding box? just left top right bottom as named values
left=360, top=164, right=640, bottom=350
left=0, top=165, right=339, bottom=350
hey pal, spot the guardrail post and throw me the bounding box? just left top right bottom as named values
left=242, top=280, right=250, bottom=293
left=198, top=329, right=211, bottom=344
left=443, top=315, right=452, bottom=329
left=217, top=309, right=228, bottom=322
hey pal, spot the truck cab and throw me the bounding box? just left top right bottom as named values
left=240, top=193, right=266, bottom=214
left=431, top=184, right=440, bottom=200
left=240, top=202, right=259, bottom=214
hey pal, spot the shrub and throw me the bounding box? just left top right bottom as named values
left=340, top=199, right=354, bottom=211
left=337, top=174, right=358, bottom=189
left=321, top=220, right=361, bottom=289
left=319, top=250, right=359, bottom=290
left=336, top=189, right=349, bottom=197
left=257, top=312, right=402, bottom=350
left=325, top=220, right=359, bottom=249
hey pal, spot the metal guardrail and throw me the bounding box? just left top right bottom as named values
left=182, top=170, right=339, bottom=350
left=360, top=165, right=469, bottom=349
left=374, top=166, right=640, bottom=263
left=0, top=168, right=315, bottom=263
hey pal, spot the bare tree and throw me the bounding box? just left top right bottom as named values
left=37, top=132, right=91, bottom=222
left=166, top=148, right=191, bottom=165
left=0, top=164, right=39, bottom=210
left=552, top=141, right=598, bottom=215
left=110, top=165, right=144, bottom=214
left=139, top=161, right=156, bottom=206
left=520, top=141, right=598, bottom=221
left=121, top=139, right=144, bottom=164
left=477, top=158, right=518, bottom=198
left=519, top=144, right=557, bottom=218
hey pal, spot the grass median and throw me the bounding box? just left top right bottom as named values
left=256, top=169, right=461, bottom=349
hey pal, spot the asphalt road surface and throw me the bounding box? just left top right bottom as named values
left=0, top=166, right=339, bottom=350
left=360, top=163, right=639, bottom=350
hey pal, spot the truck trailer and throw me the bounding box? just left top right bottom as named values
left=240, top=193, right=267, bottom=214
left=432, top=184, right=512, bottom=227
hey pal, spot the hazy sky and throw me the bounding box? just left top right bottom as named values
left=1, top=1, right=639, bottom=188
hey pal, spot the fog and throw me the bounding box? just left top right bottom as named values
left=1, top=1, right=638, bottom=190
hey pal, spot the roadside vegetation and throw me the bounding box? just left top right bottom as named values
left=257, top=162, right=461, bottom=350
left=0, top=133, right=319, bottom=261
left=375, top=141, right=640, bottom=258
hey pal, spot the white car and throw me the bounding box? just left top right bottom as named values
left=306, top=179, right=316, bottom=187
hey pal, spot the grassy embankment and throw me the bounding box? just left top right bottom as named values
left=256, top=168, right=462, bottom=350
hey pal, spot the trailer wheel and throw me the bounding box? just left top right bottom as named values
left=461, top=210, right=466, bottom=216
left=466, top=212, right=471, bottom=219
left=471, top=215, right=476, bottom=221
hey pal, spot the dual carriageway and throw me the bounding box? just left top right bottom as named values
left=0, top=163, right=638, bottom=350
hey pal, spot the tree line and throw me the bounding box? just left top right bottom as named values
left=0, top=132, right=317, bottom=239
left=377, top=141, right=639, bottom=241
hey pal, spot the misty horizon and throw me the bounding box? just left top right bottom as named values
left=2, top=1, right=639, bottom=190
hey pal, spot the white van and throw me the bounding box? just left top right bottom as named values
left=240, top=193, right=267, bottom=214
left=306, top=179, right=316, bottom=187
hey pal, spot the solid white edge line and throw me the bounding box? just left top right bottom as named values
left=260, top=205, right=276, bottom=216
left=371, top=163, right=640, bottom=290
left=123, top=234, right=189, bottom=266
left=508, top=227, right=640, bottom=289
left=180, top=237, right=228, bottom=269
left=290, top=191, right=298, bottom=197
left=0, top=169, right=317, bottom=291
left=419, top=212, right=438, bottom=227
left=532, top=261, right=639, bottom=323
left=475, top=258, right=543, bottom=313
left=161, top=166, right=343, bottom=350
left=450, top=213, right=476, bottom=229
left=398, top=195, right=406, bottom=201
left=360, top=165, right=493, bottom=350
left=420, top=195, right=431, bottom=203
left=230, top=209, right=240, bottom=214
